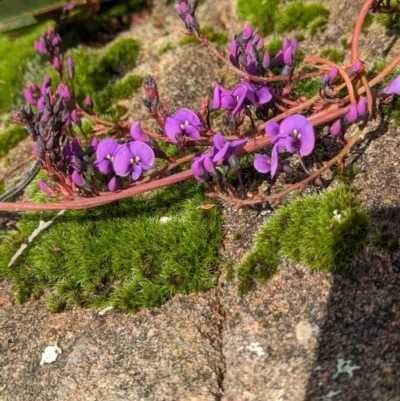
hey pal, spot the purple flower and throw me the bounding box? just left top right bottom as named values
left=254, top=154, right=282, bottom=175
left=85, top=95, right=93, bottom=108
left=330, top=119, right=342, bottom=136
left=71, top=109, right=81, bottom=126
left=112, top=141, right=155, bottom=180
left=24, top=89, right=37, bottom=105
left=212, top=134, right=247, bottom=169
left=164, top=108, right=203, bottom=143
left=347, top=60, right=363, bottom=77
left=94, top=138, right=120, bottom=174
left=212, top=85, right=236, bottom=110
left=231, top=82, right=256, bottom=114
left=53, top=57, right=61, bottom=72
left=38, top=180, right=52, bottom=194
left=34, top=37, right=47, bottom=55
left=41, top=76, right=52, bottom=95
left=37, top=97, right=45, bottom=110
left=191, top=153, right=216, bottom=181
left=130, top=121, right=148, bottom=142
left=356, top=96, right=367, bottom=117
left=382, top=75, right=400, bottom=96
left=67, top=57, right=74, bottom=80
left=265, top=114, right=315, bottom=177
left=57, top=84, right=71, bottom=99
left=345, top=104, right=358, bottom=124
left=108, top=177, right=120, bottom=192
left=71, top=169, right=85, bottom=186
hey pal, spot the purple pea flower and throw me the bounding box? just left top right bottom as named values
left=380, top=75, right=400, bottom=96
left=112, top=141, right=155, bottom=180
left=164, top=108, right=203, bottom=143
left=345, top=104, right=358, bottom=124
left=34, top=37, right=47, bottom=55
left=356, top=96, right=367, bottom=117
left=231, top=82, right=256, bottom=114
left=24, top=89, right=37, bottom=105
left=67, top=57, right=74, bottom=80
left=57, top=84, right=72, bottom=99
left=71, top=109, right=81, bottom=126
left=130, top=121, right=149, bottom=142
left=108, top=177, right=120, bottom=192
left=266, top=114, right=315, bottom=177
left=347, top=60, right=363, bottom=77
left=212, top=85, right=236, bottom=110
left=254, top=154, right=283, bottom=175
left=53, top=57, right=61, bottom=72
left=37, top=97, right=45, bottom=110
left=212, top=133, right=247, bottom=169
left=94, top=138, right=120, bottom=174
left=191, top=153, right=216, bottom=181
left=85, top=95, right=93, bottom=108
left=330, top=119, right=342, bottom=136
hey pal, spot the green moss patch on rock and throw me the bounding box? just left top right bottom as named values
left=0, top=21, right=54, bottom=113
left=69, top=37, right=142, bottom=120
left=236, top=186, right=369, bottom=294
left=178, top=25, right=228, bottom=46
left=0, top=125, right=28, bottom=157
left=0, top=180, right=224, bottom=313
left=236, top=0, right=329, bottom=37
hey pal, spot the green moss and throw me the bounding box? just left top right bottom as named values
left=236, top=186, right=369, bottom=293
left=159, top=43, right=174, bottom=55
left=0, top=21, right=54, bottom=113
left=372, top=231, right=399, bottom=253
left=333, top=164, right=358, bottom=183
left=178, top=25, right=228, bottom=46
left=70, top=37, right=141, bottom=119
left=308, top=16, right=328, bottom=36
left=373, top=8, right=400, bottom=30
left=275, top=1, right=329, bottom=35
left=293, top=77, right=320, bottom=100
left=0, top=180, right=224, bottom=313
left=264, top=38, right=283, bottom=57
left=273, top=312, right=282, bottom=322
left=319, top=47, right=345, bottom=64
left=236, top=0, right=280, bottom=37
left=340, top=38, right=349, bottom=48
left=0, top=125, right=28, bottom=157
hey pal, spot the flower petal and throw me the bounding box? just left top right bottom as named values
left=130, top=121, right=148, bottom=142
left=254, top=154, right=271, bottom=174
left=96, top=138, right=119, bottom=160
left=112, top=144, right=133, bottom=177
left=164, top=117, right=182, bottom=143
left=131, top=164, right=143, bottom=181
left=128, top=141, right=155, bottom=169
left=265, top=121, right=280, bottom=139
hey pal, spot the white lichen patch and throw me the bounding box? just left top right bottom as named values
left=332, top=358, right=361, bottom=379
left=40, top=341, right=62, bottom=365
left=245, top=342, right=265, bottom=356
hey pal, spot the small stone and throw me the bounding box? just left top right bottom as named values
left=295, top=320, right=320, bottom=346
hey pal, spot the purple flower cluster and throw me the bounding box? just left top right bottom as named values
left=212, top=82, right=272, bottom=115
left=94, top=123, right=155, bottom=191
left=229, top=25, right=298, bottom=78
left=175, top=0, right=200, bottom=33
left=164, top=108, right=203, bottom=143
left=191, top=134, right=247, bottom=181
left=254, top=114, right=315, bottom=177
